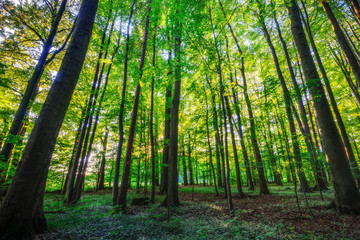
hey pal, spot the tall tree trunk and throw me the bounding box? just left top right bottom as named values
left=274, top=11, right=327, bottom=190
left=0, top=0, right=68, bottom=167
left=150, top=33, right=157, bottom=203
left=205, top=93, right=219, bottom=196
left=144, top=119, right=149, bottom=195
left=194, top=144, right=199, bottom=185
left=117, top=0, right=152, bottom=210
left=263, top=124, right=282, bottom=186
left=301, top=0, right=360, bottom=188
left=320, top=1, right=360, bottom=87
left=164, top=18, right=181, bottom=206
left=218, top=0, right=253, bottom=190
left=97, top=127, right=109, bottom=190
left=209, top=6, right=234, bottom=212
left=75, top=29, right=115, bottom=200
left=347, top=0, right=360, bottom=28
left=225, top=96, right=244, bottom=198
left=260, top=16, right=311, bottom=192
left=64, top=11, right=112, bottom=203
left=61, top=107, right=85, bottom=195
left=181, top=138, right=188, bottom=186
left=154, top=111, right=160, bottom=187
left=229, top=74, right=254, bottom=190
left=187, top=138, right=194, bottom=185
left=286, top=0, right=360, bottom=213
left=242, top=66, right=269, bottom=195
left=329, top=45, right=360, bottom=107
left=160, top=50, right=172, bottom=195
left=0, top=0, right=97, bottom=237
left=209, top=94, right=223, bottom=188
left=137, top=118, right=144, bottom=193
left=113, top=0, right=136, bottom=204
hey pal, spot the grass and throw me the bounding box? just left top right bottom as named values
left=39, top=184, right=358, bottom=240
left=43, top=194, right=255, bottom=239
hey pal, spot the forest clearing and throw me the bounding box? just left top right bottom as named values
left=38, top=185, right=360, bottom=239
left=1, top=0, right=360, bottom=239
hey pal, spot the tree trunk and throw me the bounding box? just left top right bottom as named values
left=209, top=6, right=234, bottom=213
left=229, top=74, right=254, bottom=190
left=301, top=0, right=360, bottom=188
left=348, top=0, right=360, bottom=27
left=181, top=138, right=188, bottom=186
left=209, top=94, right=223, bottom=188
left=218, top=0, right=253, bottom=190
left=225, top=96, right=244, bottom=197
left=187, top=139, right=194, bottom=185
left=286, top=0, right=360, bottom=213
left=164, top=20, right=181, bottom=207
left=0, top=0, right=68, bottom=167
left=113, top=0, right=136, bottom=204
left=117, top=0, right=152, bottom=210
left=159, top=50, right=172, bottom=195
left=61, top=107, right=85, bottom=195
left=321, top=1, right=360, bottom=87
left=205, top=94, right=219, bottom=196
left=150, top=33, right=157, bottom=203
left=241, top=66, right=269, bottom=194
left=261, top=17, right=311, bottom=192
left=98, top=128, right=109, bottom=190
left=0, top=0, right=97, bottom=237
left=64, top=12, right=112, bottom=203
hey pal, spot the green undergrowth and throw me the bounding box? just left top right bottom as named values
left=40, top=185, right=346, bottom=240
left=43, top=193, right=259, bottom=240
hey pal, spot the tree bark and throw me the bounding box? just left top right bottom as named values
left=218, top=0, right=254, bottom=190
left=348, top=0, right=360, bottom=26
left=301, top=0, right=360, bottom=188
left=159, top=50, right=172, bottom=195
left=209, top=6, right=234, bottom=212
left=0, top=0, right=68, bottom=167
left=113, top=0, right=136, bottom=204
left=229, top=74, right=254, bottom=190
left=181, top=138, right=188, bottom=186
left=187, top=138, right=194, bottom=185
left=117, top=0, right=152, bottom=210
left=286, top=0, right=360, bottom=213
left=98, top=128, right=109, bottom=190
left=210, top=94, right=223, bottom=189
left=205, top=93, right=219, bottom=196
left=242, top=66, right=269, bottom=195
left=321, top=0, right=360, bottom=87
left=165, top=23, right=181, bottom=206
left=260, top=16, right=311, bottom=192
left=150, top=32, right=157, bottom=203
left=64, top=11, right=112, bottom=203
left=0, top=0, right=97, bottom=237
left=225, top=96, right=244, bottom=197
left=61, top=107, right=85, bottom=195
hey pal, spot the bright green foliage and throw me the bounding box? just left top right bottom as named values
left=1, top=0, right=360, bottom=234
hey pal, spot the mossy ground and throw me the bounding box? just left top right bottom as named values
left=38, top=184, right=360, bottom=239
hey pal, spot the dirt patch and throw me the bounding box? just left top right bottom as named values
left=177, top=190, right=360, bottom=237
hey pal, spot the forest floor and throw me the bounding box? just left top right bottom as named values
left=38, top=184, right=360, bottom=240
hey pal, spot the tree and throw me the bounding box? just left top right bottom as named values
left=164, top=8, right=181, bottom=207
left=113, top=0, right=136, bottom=204
left=117, top=0, right=152, bottom=210
left=258, top=3, right=311, bottom=192
left=0, top=0, right=69, bottom=174
left=320, top=0, right=360, bottom=88
left=150, top=32, right=157, bottom=203
left=0, top=0, right=98, bottom=237
left=286, top=0, right=360, bottom=213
